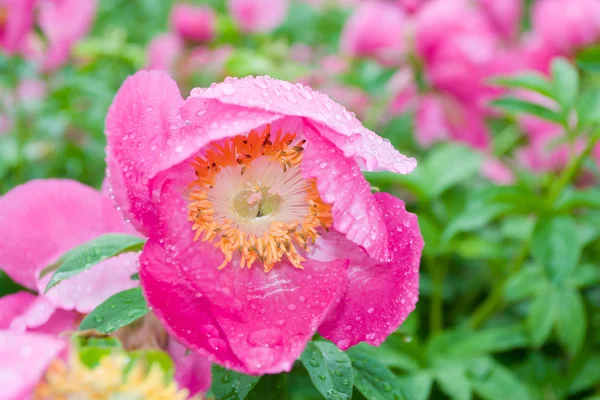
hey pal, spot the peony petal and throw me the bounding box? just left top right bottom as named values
left=0, top=179, right=134, bottom=290
left=0, top=331, right=67, bottom=400
left=105, top=70, right=185, bottom=234
left=0, top=0, right=36, bottom=54
left=0, top=292, right=76, bottom=335
left=170, top=4, right=216, bottom=42
left=213, top=257, right=348, bottom=374
left=140, top=238, right=246, bottom=372
left=228, top=0, right=289, bottom=33
left=302, top=128, right=389, bottom=261
left=38, top=252, right=139, bottom=314
left=317, top=193, right=422, bottom=349
left=191, top=76, right=416, bottom=174
left=168, top=339, right=212, bottom=396
left=0, top=292, right=38, bottom=330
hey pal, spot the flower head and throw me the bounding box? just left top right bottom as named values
left=106, top=72, right=422, bottom=374
left=0, top=0, right=36, bottom=54
left=228, top=0, right=289, bottom=33
left=170, top=3, right=216, bottom=43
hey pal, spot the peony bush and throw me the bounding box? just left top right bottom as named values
left=1, top=0, right=600, bottom=399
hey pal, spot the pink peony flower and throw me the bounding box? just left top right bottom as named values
left=340, top=1, right=407, bottom=65
left=146, top=33, right=184, bottom=72
left=476, top=0, right=522, bottom=41
left=533, top=0, right=600, bottom=55
left=0, top=0, right=36, bottom=54
left=35, top=0, right=97, bottom=71
left=0, top=330, right=207, bottom=399
left=170, top=3, right=216, bottom=43
left=228, top=0, right=289, bottom=33
left=481, top=158, right=514, bottom=185
left=397, top=0, right=429, bottom=14
left=105, top=71, right=422, bottom=374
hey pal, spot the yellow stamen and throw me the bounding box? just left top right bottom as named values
left=188, top=125, right=333, bottom=271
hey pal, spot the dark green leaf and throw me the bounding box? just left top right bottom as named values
left=532, top=216, right=581, bottom=281
left=576, top=45, right=600, bottom=72
left=491, top=73, right=554, bottom=99
left=246, top=373, right=286, bottom=400
left=435, top=325, right=530, bottom=357
left=555, top=289, right=586, bottom=355
left=491, top=97, right=563, bottom=123
left=79, top=287, right=149, bottom=333
left=300, top=341, right=353, bottom=400
left=45, top=233, right=145, bottom=293
left=211, top=365, right=261, bottom=400
left=569, top=355, right=600, bottom=394
left=0, top=269, right=27, bottom=297
left=551, top=58, right=579, bottom=108
left=527, top=288, right=557, bottom=347
left=348, top=349, right=405, bottom=400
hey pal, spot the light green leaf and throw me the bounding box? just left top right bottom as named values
left=397, top=373, right=433, bottom=400
left=348, top=349, right=406, bottom=400
left=469, top=359, right=530, bottom=400
left=79, top=287, right=149, bottom=333
left=556, top=188, right=600, bottom=211
left=491, top=97, right=563, bottom=123
left=45, top=233, right=145, bottom=293
left=555, top=289, right=586, bottom=355
left=435, top=368, right=472, bottom=400
left=491, top=73, right=554, bottom=99
left=527, top=288, right=557, bottom=347
left=532, top=216, right=581, bottom=281
left=300, top=341, right=353, bottom=400
left=210, top=365, right=261, bottom=400
left=569, top=355, right=600, bottom=394
left=422, top=144, right=482, bottom=198
left=551, top=58, right=579, bottom=108
left=504, top=266, right=547, bottom=303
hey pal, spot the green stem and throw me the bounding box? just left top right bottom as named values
left=428, top=256, right=447, bottom=336
left=547, top=131, right=600, bottom=206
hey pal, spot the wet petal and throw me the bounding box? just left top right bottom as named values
left=0, top=179, right=134, bottom=290
left=168, top=339, right=212, bottom=396
left=317, top=193, right=423, bottom=348
left=0, top=331, right=67, bottom=399
left=302, top=129, right=389, bottom=261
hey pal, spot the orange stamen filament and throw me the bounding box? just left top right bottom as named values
left=188, top=125, right=332, bottom=272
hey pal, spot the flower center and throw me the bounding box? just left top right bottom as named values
left=34, top=353, right=191, bottom=400
left=188, top=125, right=333, bottom=272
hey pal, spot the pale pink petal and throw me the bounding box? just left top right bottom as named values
left=38, top=0, right=97, bottom=71
left=415, top=94, right=450, bottom=147
left=228, top=0, right=289, bottom=33
left=0, top=292, right=38, bottom=330
left=146, top=33, right=183, bottom=72
left=0, top=0, right=36, bottom=54
left=340, top=1, right=407, bottom=65
left=105, top=70, right=185, bottom=234
left=0, top=331, right=66, bottom=400
left=38, top=252, right=139, bottom=314
left=0, top=179, right=134, bottom=290
left=481, top=158, right=514, bottom=185
left=0, top=292, right=76, bottom=334
left=170, top=3, right=216, bottom=42
left=168, top=340, right=212, bottom=396
left=317, top=193, right=422, bottom=349
left=302, top=128, right=389, bottom=261
left=191, top=76, right=416, bottom=174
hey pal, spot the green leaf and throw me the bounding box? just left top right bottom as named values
left=434, top=325, right=530, bottom=357
left=127, top=349, right=175, bottom=379
left=556, top=188, right=600, bottom=211
left=576, top=44, right=600, bottom=72
left=45, top=233, right=145, bottom=293
left=211, top=365, right=261, bottom=400
left=79, top=287, right=149, bottom=333
left=491, top=97, right=563, bottom=123
left=555, top=289, right=586, bottom=355
left=491, top=73, right=554, bottom=99
left=348, top=349, right=406, bottom=400
left=532, top=216, right=581, bottom=281
left=245, top=373, right=286, bottom=400
left=576, top=90, right=600, bottom=126
left=300, top=341, right=353, bottom=400
left=551, top=58, right=579, bottom=108
left=504, top=266, right=547, bottom=303
left=435, top=368, right=472, bottom=400
left=469, top=359, right=530, bottom=400
left=527, top=288, right=557, bottom=347
left=0, top=269, right=27, bottom=297
left=397, top=373, right=433, bottom=400
left=422, top=144, right=482, bottom=198
left=569, top=354, right=600, bottom=394
left=569, top=264, right=600, bottom=288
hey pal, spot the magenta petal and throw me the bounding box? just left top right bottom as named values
left=191, top=76, right=416, bottom=174
left=140, top=238, right=246, bottom=372
left=168, top=339, right=212, bottom=396
left=105, top=70, right=185, bottom=234
left=0, top=0, right=36, bottom=54
left=303, top=129, right=389, bottom=261
left=318, top=193, right=422, bottom=348
left=0, top=179, right=133, bottom=290
left=38, top=252, right=139, bottom=314
left=213, top=258, right=348, bottom=374
left=0, top=331, right=66, bottom=400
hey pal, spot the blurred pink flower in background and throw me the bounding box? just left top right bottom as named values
left=37, top=0, right=97, bottom=71
left=340, top=1, right=407, bottom=65
left=533, top=0, right=600, bottom=55
left=105, top=71, right=422, bottom=374
left=476, top=0, right=523, bottom=41
left=170, top=3, right=216, bottom=43
left=146, top=33, right=184, bottom=72
left=482, top=158, right=515, bottom=185
left=228, top=0, right=289, bottom=33
left=0, top=0, right=36, bottom=54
